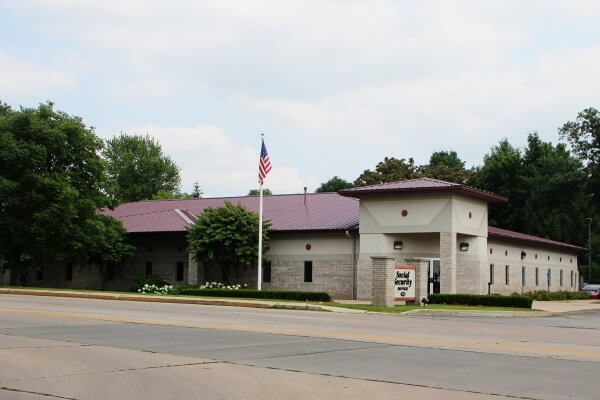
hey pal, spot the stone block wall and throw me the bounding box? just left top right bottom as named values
left=264, top=258, right=353, bottom=299
left=371, top=257, right=395, bottom=307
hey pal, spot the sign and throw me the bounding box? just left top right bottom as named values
left=394, top=265, right=416, bottom=301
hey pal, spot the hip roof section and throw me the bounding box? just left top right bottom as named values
left=338, top=177, right=508, bottom=203
left=102, top=192, right=360, bottom=233
left=102, top=185, right=584, bottom=253
left=488, top=226, right=587, bottom=253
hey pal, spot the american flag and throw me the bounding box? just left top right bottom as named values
left=258, top=138, right=272, bottom=185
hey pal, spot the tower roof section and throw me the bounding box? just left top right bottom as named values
left=338, top=178, right=508, bottom=203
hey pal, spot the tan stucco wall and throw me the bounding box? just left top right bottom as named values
left=358, top=193, right=487, bottom=236
left=265, top=231, right=358, bottom=299
left=487, top=239, right=579, bottom=294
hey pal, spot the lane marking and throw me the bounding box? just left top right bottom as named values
left=2, top=308, right=599, bottom=358
left=235, top=312, right=324, bottom=320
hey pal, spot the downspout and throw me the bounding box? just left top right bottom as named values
left=346, top=230, right=357, bottom=300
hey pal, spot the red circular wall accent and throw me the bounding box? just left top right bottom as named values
left=401, top=209, right=408, bottom=217
left=305, top=244, right=311, bottom=251
left=468, top=211, right=472, bottom=219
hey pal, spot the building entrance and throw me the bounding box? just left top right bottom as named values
left=428, top=259, right=441, bottom=294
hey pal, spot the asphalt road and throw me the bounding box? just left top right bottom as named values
left=1, top=295, right=599, bottom=400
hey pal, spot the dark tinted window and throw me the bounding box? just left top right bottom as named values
left=304, top=261, right=312, bottom=282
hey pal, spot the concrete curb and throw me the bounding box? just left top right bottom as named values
left=0, top=288, right=330, bottom=312
left=4, top=289, right=598, bottom=317
left=403, top=308, right=553, bottom=318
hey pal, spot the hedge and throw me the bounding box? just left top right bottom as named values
left=521, top=290, right=591, bottom=301
left=178, top=288, right=332, bottom=302
left=428, top=293, right=533, bottom=308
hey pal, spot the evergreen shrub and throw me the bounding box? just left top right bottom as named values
left=428, top=293, right=533, bottom=308
left=179, top=288, right=331, bottom=302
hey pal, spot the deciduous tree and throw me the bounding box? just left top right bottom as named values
left=419, top=150, right=474, bottom=184
left=315, top=176, right=353, bottom=192
left=0, top=102, right=132, bottom=285
left=187, top=202, right=271, bottom=284
left=103, top=133, right=181, bottom=203
left=248, top=188, right=272, bottom=196
left=354, top=157, right=421, bottom=186
left=473, top=134, right=589, bottom=246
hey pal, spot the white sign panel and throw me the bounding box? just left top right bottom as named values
left=394, top=265, right=416, bottom=301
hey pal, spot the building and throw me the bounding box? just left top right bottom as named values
left=3, top=178, right=586, bottom=299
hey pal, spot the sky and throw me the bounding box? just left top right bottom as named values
left=1, top=0, right=599, bottom=197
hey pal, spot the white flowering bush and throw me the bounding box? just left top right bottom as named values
left=199, top=282, right=248, bottom=290
left=137, top=283, right=176, bottom=295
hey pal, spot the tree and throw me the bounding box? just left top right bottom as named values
left=248, top=188, right=272, bottom=196
left=354, top=157, right=421, bottom=186
left=472, top=134, right=589, bottom=246
left=559, top=107, right=600, bottom=202
left=152, top=190, right=192, bottom=200
left=0, top=102, right=132, bottom=285
left=187, top=202, right=271, bottom=284
left=103, top=133, right=181, bottom=203
left=84, top=214, right=135, bottom=289
left=191, top=180, right=203, bottom=198
left=419, top=150, right=474, bottom=184
left=316, top=176, right=353, bottom=192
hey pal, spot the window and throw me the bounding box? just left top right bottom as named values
left=176, top=262, right=184, bottom=282
left=535, top=267, right=539, bottom=286
left=505, top=265, right=510, bottom=285
left=304, top=261, right=313, bottom=282
left=521, top=266, right=526, bottom=286
left=145, top=262, right=153, bottom=277
left=263, top=260, right=272, bottom=283
left=560, top=270, right=563, bottom=287
left=65, top=263, right=73, bottom=281
left=570, top=270, right=574, bottom=287
left=547, top=268, right=551, bottom=287
left=489, top=264, right=494, bottom=284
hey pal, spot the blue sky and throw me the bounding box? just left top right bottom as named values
left=2, top=0, right=599, bottom=196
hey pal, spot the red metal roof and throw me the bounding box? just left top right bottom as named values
left=101, top=192, right=360, bottom=233
left=338, top=178, right=508, bottom=203
left=488, top=226, right=588, bottom=253
left=102, top=189, right=584, bottom=253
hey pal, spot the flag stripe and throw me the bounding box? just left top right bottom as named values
left=258, top=139, right=271, bottom=184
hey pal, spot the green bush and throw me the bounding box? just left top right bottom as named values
left=178, top=288, right=331, bottom=302
left=131, top=275, right=170, bottom=292
left=521, top=290, right=591, bottom=301
left=428, top=293, right=533, bottom=308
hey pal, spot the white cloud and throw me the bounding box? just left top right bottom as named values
left=0, top=52, right=78, bottom=98
left=3, top=0, right=600, bottom=190
left=118, top=123, right=319, bottom=196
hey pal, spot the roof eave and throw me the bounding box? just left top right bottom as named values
left=488, top=233, right=588, bottom=254
left=338, top=186, right=508, bottom=203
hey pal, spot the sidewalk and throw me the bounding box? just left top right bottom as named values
left=2, top=288, right=600, bottom=316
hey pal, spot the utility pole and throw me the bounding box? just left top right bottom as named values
left=586, top=217, right=592, bottom=283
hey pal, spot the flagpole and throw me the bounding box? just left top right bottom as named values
left=258, top=183, right=263, bottom=291
left=257, top=133, right=265, bottom=291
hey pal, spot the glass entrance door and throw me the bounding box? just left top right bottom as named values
left=428, top=259, right=441, bottom=294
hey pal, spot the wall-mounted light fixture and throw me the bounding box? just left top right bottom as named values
left=393, top=240, right=403, bottom=250
left=459, top=242, right=469, bottom=251
left=521, top=251, right=526, bottom=260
